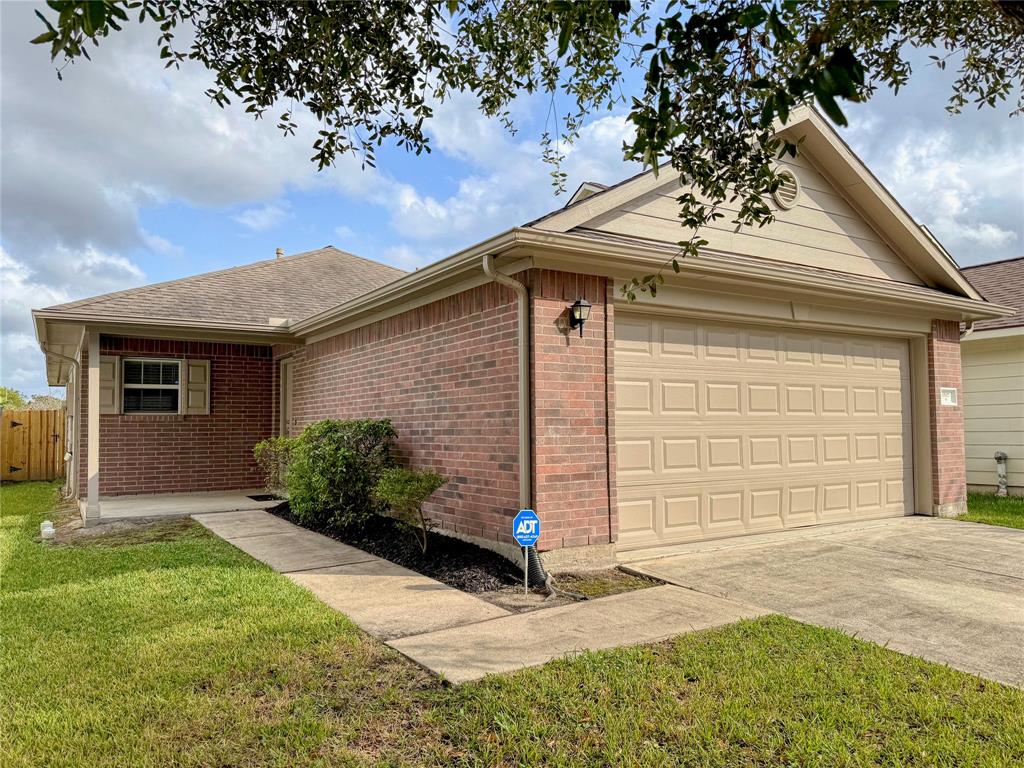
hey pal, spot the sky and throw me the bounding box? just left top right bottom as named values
left=2, top=2, right=1022, bottom=396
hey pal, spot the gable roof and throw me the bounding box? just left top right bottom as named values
left=527, top=106, right=982, bottom=301
left=38, top=246, right=405, bottom=329
left=566, top=181, right=609, bottom=206
left=962, top=256, right=1024, bottom=331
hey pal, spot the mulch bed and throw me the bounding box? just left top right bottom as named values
left=270, top=503, right=521, bottom=593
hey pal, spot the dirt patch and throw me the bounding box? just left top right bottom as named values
left=31, top=493, right=198, bottom=547
left=55, top=515, right=197, bottom=546
left=554, top=569, right=660, bottom=598
left=271, top=504, right=522, bottom=593
left=479, top=568, right=661, bottom=613
left=477, top=585, right=575, bottom=613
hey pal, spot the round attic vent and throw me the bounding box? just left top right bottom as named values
left=772, top=168, right=800, bottom=210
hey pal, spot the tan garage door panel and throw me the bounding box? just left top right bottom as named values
left=615, top=315, right=913, bottom=549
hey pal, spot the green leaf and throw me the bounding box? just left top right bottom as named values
left=760, top=94, right=775, bottom=127
left=813, top=87, right=848, bottom=126
left=557, top=18, right=575, bottom=58
left=737, top=4, right=768, bottom=29
left=30, top=30, right=58, bottom=45
left=776, top=95, right=790, bottom=125
left=82, top=0, right=107, bottom=36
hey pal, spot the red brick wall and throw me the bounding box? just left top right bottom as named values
left=283, top=282, right=522, bottom=544
left=529, top=270, right=616, bottom=550
left=927, top=319, right=966, bottom=513
left=79, top=336, right=273, bottom=496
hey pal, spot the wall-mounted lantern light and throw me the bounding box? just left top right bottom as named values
left=568, top=298, right=592, bottom=338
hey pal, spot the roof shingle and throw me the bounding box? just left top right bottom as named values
left=40, top=246, right=405, bottom=328
left=961, top=257, right=1024, bottom=331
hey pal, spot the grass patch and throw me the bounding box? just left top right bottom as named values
left=964, top=492, right=1024, bottom=529
left=3, top=481, right=1023, bottom=767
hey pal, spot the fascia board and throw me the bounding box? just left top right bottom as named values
left=515, top=229, right=1013, bottom=321
left=962, top=326, right=1024, bottom=341
left=31, top=309, right=296, bottom=338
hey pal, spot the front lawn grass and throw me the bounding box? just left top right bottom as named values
left=964, top=491, right=1024, bottom=529
left=3, top=481, right=1023, bottom=767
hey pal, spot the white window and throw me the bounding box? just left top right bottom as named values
left=122, top=358, right=182, bottom=414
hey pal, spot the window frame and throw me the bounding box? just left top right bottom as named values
left=121, top=357, right=183, bottom=415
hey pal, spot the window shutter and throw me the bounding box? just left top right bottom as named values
left=184, top=360, right=210, bottom=415
left=98, top=355, right=120, bottom=414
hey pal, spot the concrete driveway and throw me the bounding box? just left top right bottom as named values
left=625, top=517, right=1024, bottom=688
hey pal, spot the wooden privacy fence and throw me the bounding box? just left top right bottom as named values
left=1, top=409, right=66, bottom=482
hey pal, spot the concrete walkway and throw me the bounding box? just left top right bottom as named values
left=94, top=490, right=278, bottom=521
left=389, top=585, right=767, bottom=683
left=193, top=510, right=508, bottom=639
left=194, top=509, right=765, bottom=682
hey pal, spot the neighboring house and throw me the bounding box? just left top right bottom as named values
left=960, top=257, right=1024, bottom=496
left=33, top=108, right=1012, bottom=566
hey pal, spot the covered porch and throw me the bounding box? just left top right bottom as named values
left=34, top=320, right=291, bottom=526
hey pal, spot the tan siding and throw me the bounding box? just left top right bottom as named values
left=962, top=336, right=1024, bottom=491
left=582, top=154, right=924, bottom=285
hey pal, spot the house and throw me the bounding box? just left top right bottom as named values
left=960, top=257, right=1024, bottom=496
left=32, top=108, right=1012, bottom=567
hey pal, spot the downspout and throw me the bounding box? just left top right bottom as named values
left=481, top=253, right=531, bottom=511
left=960, top=320, right=975, bottom=340
left=39, top=344, right=80, bottom=499
left=481, top=254, right=555, bottom=589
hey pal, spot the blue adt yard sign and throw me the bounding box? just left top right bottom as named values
left=513, top=509, right=541, bottom=594
left=512, top=509, right=541, bottom=547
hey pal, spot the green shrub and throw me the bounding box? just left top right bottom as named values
left=286, top=419, right=397, bottom=529
left=253, top=436, right=296, bottom=494
left=374, top=467, right=447, bottom=553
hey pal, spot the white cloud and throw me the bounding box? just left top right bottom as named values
left=853, top=127, right=1020, bottom=262
left=141, top=230, right=185, bottom=258
left=840, top=50, right=1023, bottom=265
left=0, top=248, right=69, bottom=392
left=1, top=4, right=375, bottom=258
left=0, top=244, right=145, bottom=394
left=0, top=2, right=371, bottom=392
left=958, top=222, right=1017, bottom=248
left=235, top=202, right=291, bottom=232
left=426, top=90, right=531, bottom=170
left=1, top=333, right=46, bottom=393
left=381, top=244, right=435, bottom=271
left=381, top=106, right=637, bottom=250
left=75, top=247, right=146, bottom=287
left=1, top=248, right=68, bottom=322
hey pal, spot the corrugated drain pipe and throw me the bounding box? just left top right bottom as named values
left=39, top=344, right=79, bottom=499
left=481, top=254, right=551, bottom=589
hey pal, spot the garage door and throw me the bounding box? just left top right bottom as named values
left=614, top=314, right=914, bottom=549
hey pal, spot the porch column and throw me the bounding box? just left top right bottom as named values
left=85, top=330, right=101, bottom=521
left=926, top=319, right=966, bottom=517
